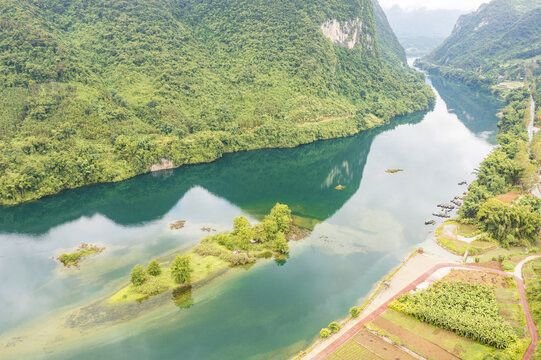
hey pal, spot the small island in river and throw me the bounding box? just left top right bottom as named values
left=57, top=243, right=105, bottom=267
left=111, top=203, right=305, bottom=303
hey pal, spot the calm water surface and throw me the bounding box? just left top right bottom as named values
left=0, top=75, right=501, bottom=359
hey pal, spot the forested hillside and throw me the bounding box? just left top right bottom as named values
left=0, top=0, right=433, bottom=205
left=372, top=0, right=406, bottom=66
left=417, top=0, right=541, bottom=85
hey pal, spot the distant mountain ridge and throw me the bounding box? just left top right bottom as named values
left=384, top=5, right=465, bottom=56
left=418, top=0, right=541, bottom=84
left=0, top=0, right=433, bottom=205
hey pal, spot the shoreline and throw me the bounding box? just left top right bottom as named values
left=0, top=102, right=435, bottom=207
left=293, top=248, right=459, bottom=360
left=297, top=247, right=541, bottom=360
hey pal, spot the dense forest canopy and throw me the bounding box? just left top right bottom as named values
left=0, top=0, right=433, bottom=205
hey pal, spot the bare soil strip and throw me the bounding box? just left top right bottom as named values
left=352, top=329, right=417, bottom=360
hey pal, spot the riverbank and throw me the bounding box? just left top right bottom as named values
left=299, top=249, right=541, bottom=360
left=294, top=250, right=458, bottom=359
left=0, top=96, right=435, bottom=207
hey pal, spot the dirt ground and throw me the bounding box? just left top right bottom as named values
left=371, top=317, right=460, bottom=360
left=442, top=269, right=511, bottom=288
left=495, top=191, right=520, bottom=204
left=351, top=329, right=416, bottom=360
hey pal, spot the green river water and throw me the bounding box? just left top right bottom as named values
left=0, top=74, right=501, bottom=359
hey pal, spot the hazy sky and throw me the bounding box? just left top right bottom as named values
left=379, top=0, right=487, bottom=11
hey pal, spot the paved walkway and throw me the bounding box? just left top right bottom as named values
left=308, top=263, right=539, bottom=360
left=514, top=254, right=541, bottom=280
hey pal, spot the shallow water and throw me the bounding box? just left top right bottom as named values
left=0, top=74, right=501, bottom=359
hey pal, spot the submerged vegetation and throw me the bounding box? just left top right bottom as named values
left=57, top=243, right=104, bottom=267
left=113, top=203, right=300, bottom=302
left=0, top=0, right=434, bottom=206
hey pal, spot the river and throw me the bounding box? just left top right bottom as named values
left=0, top=73, right=501, bottom=359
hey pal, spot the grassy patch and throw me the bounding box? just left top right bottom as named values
left=437, top=236, right=468, bottom=255
left=523, top=259, right=541, bottom=358
left=110, top=252, right=229, bottom=302
left=457, top=223, right=480, bottom=237
left=57, top=243, right=105, bottom=267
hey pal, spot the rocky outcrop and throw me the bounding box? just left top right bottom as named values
left=149, top=158, right=175, bottom=172
left=320, top=18, right=374, bottom=51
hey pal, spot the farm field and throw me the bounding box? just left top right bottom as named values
left=325, top=269, right=530, bottom=360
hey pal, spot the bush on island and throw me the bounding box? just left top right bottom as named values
left=130, top=264, right=146, bottom=286
left=273, top=232, right=289, bottom=254
left=147, top=260, right=162, bottom=276
left=171, top=255, right=192, bottom=284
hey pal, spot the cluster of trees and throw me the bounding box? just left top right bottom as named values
left=459, top=90, right=541, bottom=246
left=0, top=0, right=434, bottom=205
left=320, top=321, right=341, bottom=339
left=194, top=203, right=293, bottom=265
left=130, top=257, right=192, bottom=287
left=391, top=281, right=517, bottom=349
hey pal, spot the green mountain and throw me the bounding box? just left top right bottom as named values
left=372, top=0, right=407, bottom=66
left=0, top=0, right=433, bottom=205
left=418, top=0, right=541, bottom=85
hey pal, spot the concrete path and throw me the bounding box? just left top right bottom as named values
left=307, top=263, right=539, bottom=360
left=528, top=95, right=536, bottom=142
left=514, top=254, right=541, bottom=280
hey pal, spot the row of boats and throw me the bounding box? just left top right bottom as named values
left=425, top=181, right=467, bottom=225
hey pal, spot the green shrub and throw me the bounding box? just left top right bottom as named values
left=147, top=260, right=162, bottom=276
left=329, top=322, right=341, bottom=332
left=272, top=232, right=289, bottom=254
left=349, top=306, right=361, bottom=318
left=475, top=257, right=480, bottom=263
left=171, top=255, right=192, bottom=284
left=193, top=242, right=227, bottom=257
left=130, top=265, right=146, bottom=286
left=219, top=252, right=254, bottom=266
left=320, top=328, right=331, bottom=339
left=502, top=260, right=515, bottom=272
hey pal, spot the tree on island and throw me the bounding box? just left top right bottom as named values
left=263, top=217, right=279, bottom=242
left=130, top=264, right=146, bottom=286
left=232, top=216, right=253, bottom=250
left=171, top=255, right=192, bottom=284
left=270, top=203, right=292, bottom=232
left=147, top=260, right=162, bottom=276
left=273, top=232, right=289, bottom=254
